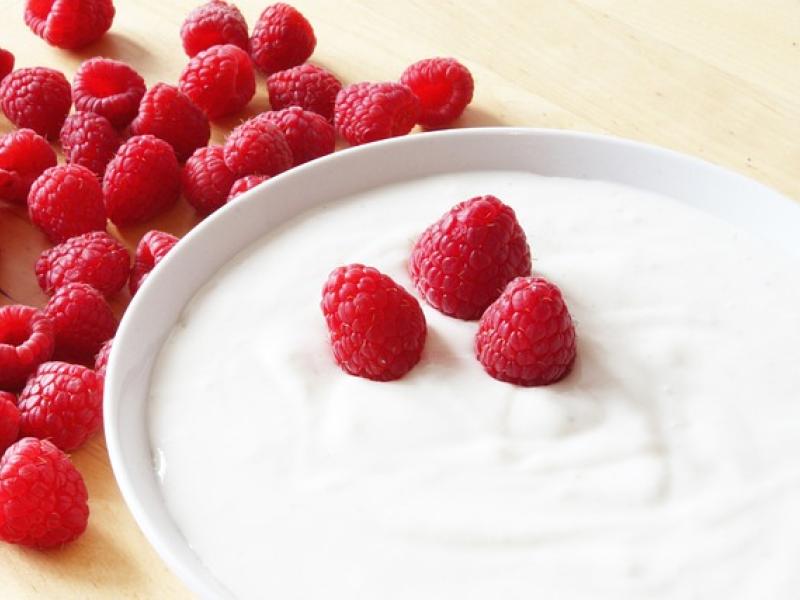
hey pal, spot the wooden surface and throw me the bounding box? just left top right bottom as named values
left=1, top=0, right=798, bottom=597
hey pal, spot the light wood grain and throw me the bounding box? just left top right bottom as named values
left=0, top=0, right=798, bottom=597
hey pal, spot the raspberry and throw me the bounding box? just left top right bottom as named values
left=0, top=437, right=89, bottom=548
left=227, top=175, right=269, bottom=201
left=0, top=67, right=71, bottom=140
left=261, top=107, right=335, bottom=166
left=73, top=58, right=146, bottom=130
left=130, top=230, right=179, bottom=295
left=94, top=338, right=112, bottom=375
left=182, top=145, right=236, bottom=215
left=334, top=82, right=419, bottom=146
left=179, top=44, right=255, bottom=120
left=223, top=114, right=293, bottom=177
left=25, top=0, right=114, bottom=49
left=17, top=362, right=102, bottom=451
left=130, top=83, right=210, bottom=162
left=59, top=112, right=121, bottom=177
left=266, top=64, right=342, bottom=121
left=28, top=165, right=107, bottom=243
left=250, top=3, right=316, bottom=75
left=0, top=129, right=56, bottom=206
left=475, top=277, right=576, bottom=386
left=102, top=135, right=181, bottom=226
left=0, top=392, right=20, bottom=454
left=181, top=0, right=249, bottom=58
left=0, top=49, right=14, bottom=82
left=321, top=264, right=427, bottom=381
left=35, top=232, right=131, bottom=297
left=409, top=195, right=532, bottom=320
left=0, top=305, right=54, bottom=392
left=400, top=57, right=474, bottom=129
left=44, top=283, right=117, bottom=364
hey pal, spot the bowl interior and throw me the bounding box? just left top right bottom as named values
left=104, top=128, right=800, bottom=599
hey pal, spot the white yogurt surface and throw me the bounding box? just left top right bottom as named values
left=149, top=171, right=800, bottom=599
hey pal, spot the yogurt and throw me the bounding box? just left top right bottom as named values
left=149, top=171, right=800, bottom=599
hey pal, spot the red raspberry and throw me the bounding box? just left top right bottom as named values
left=261, top=107, right=335, bottom=166
left=250, top=3, right=316, bottom=75
left=17, top=362, right=102, bottom=451
left=179, top=44, right=255, bottom=120
left=409, top=195, right=531, bottom=320
left=73, top=58, right=146, bottom=130
left=35, top=232, right=131, bottom=297
left=0, top=128, right=56, bottom=206
left=0, top=67, right=71, bottom=140
left=25, top=0, right=114, bottom=49
left=44, top=283, right=117, bottom=364
left=321, top=264, right=427, bottom=381
left=266, top=64, right=341, bottom=121
left=334, top=82, right=419, bottom=146
left=227, top=175, right=269, bottom=201
left=0, top=305, right=54, bottom=392
left=181, top=0, right=249, bottom=58
left=400, top=57, right=474, bottom=129
left=223, top=114, right=293, bottom=177
left=0, top=392, right=20, bottom=454
left=59, top=112, right=121, bottom=177
left=182, top=145, right=236, bottom=215
left=102, top=135, right=181, bottom=226
left=0, top=49, right=14, bottom=82
left=0, top=437, right=89, bottom=548
left=130, top=83, right=210, bottom=162
left=130, top=230, right=179, bottom=295
left=28, top=165, right=107, bottom=243
left=475, top=277, right=576, bottom=386
left=94, top=337, right=112, bottom=395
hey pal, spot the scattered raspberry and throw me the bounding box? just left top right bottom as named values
left=261, top=107, right=335, bottom=166
left=73, top=58, right=146, bottom=130
left=130, top=83, right=210, bottom=162
left=17, top=362, right=102, bottom=451
left=250, top=3, right=316, bottom=75
left=0, top=67, right=71, bottom=139
left=321, top=264, right=427, bottom=381
left=179, top=44, right=255, bottom=119
left=0, top=128, right=56, bottom=206
left=409, top=195, right=531, bottom=320
left=475, top=277, right=576, bottom=386
left=102, top=135, right=181, bottom=226
left=0, top=437, right=89, bottom=548
left=223, top=115, right=292, bottom=177
left=28, top=165, right=107, bottom=243
left=25, top=0, right=114, bottom=49
left=227, top=174, right=269, bottom=201
left=35, top=232, right=130, bottom=297
left=130, top=230, right=179, bottom=295
left=181, top=0, right=249, bottom=58
left=94, top=338, right=112, bottom=395
left=400, top=57, right=474, bottom=128
left=59, top=112, right=121, bottom=177
left=266, top=64, right=341, bottom=121
left=0, top=393, right=20, bottom=455
left=0, top=49, right=14, bottom=82
left=334, top=82, right=419, bottom=146
left=0, top=305, right=54, bottom=392
left=182, top=145, right=236, bottom=215
left=44, top=283, right=117, bottom=364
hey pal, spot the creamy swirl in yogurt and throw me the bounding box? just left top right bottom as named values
left=150, top=171, right=800, bottom=599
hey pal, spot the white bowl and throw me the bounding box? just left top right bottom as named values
left=104, top=128, right=800, bottom=599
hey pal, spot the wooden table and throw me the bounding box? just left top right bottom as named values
left=1, top=0, right=798, bottom=596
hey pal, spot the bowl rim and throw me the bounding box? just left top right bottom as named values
left=104, top=126, right=800, bottom=599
